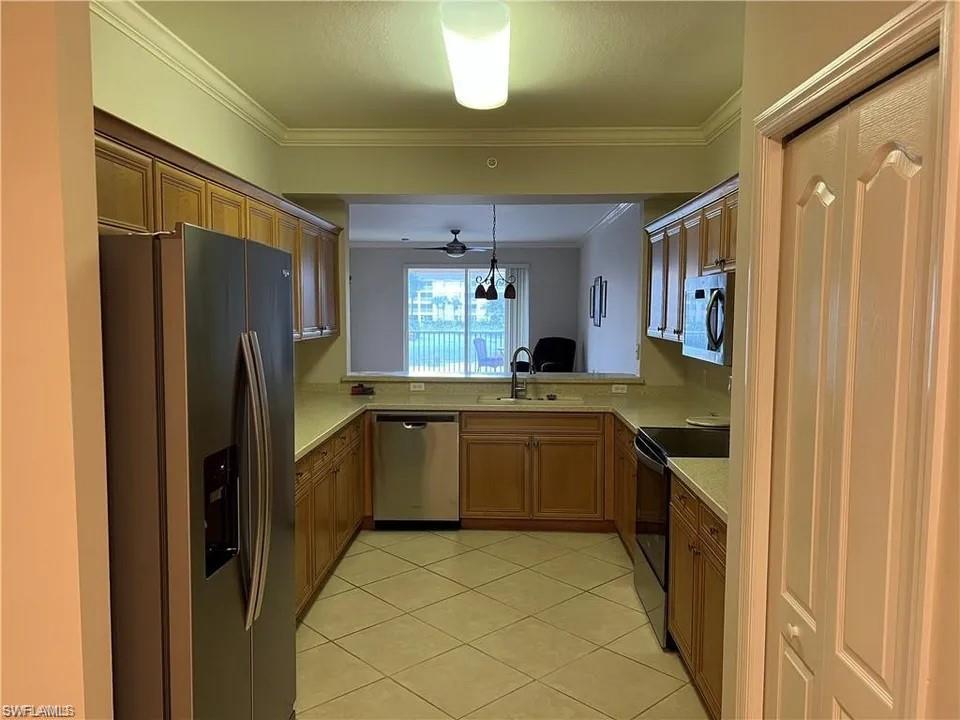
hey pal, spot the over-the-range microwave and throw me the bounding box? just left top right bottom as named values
left=682, top=272, right=735, bottom=366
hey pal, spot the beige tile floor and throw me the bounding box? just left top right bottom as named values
left=297, top=530, right=709, bottom=720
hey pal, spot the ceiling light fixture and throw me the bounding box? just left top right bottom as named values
left=440, top=1, right=510, bottom=110
left=475, top=203, right=516, bottom=300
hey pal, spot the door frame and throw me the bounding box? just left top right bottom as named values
left=729, top=3, right=960, bottom=718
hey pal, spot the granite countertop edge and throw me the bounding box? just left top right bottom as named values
left=667, top=457, right=730, bottom=522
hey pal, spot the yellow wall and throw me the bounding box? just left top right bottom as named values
left=2, top=3, right=113, bottom=715
left=90, top=10, right=281, bottom=192
left=723, top=1, right=912, bottom=714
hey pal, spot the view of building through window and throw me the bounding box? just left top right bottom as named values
left=406, top=267, right=522, bottom=375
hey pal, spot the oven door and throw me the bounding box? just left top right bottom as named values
left=633, top=435, right=671, bottom=648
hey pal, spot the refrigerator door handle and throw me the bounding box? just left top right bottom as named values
left=240, top=331, right=266, bottom=631
left=249, top=330, right=273, bottom=622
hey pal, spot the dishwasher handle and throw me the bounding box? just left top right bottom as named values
left=375, top=414, right=458, bottom=424
left=402, top=422, right=427, bottom=430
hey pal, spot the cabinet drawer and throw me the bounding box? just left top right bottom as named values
left=295, top=458, right=313, bottom=493
left=461, top=412, right=603, bottom=436
left=308, top=438, right=335, bottom=473
left=333, top=419, right=362, bottom=456
left=698, top=504, right=727, bottom=560
left=670, top=475, right=700, bottom=524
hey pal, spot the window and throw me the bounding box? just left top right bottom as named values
left=405, top=266, right=528, bottom=375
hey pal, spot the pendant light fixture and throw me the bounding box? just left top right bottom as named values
left=474, top=203, right=516, bottom=300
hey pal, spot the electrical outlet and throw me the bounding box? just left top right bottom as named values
left=409, top=382, right=425, bottom=392
left=611, top=384, right=628, bottom=395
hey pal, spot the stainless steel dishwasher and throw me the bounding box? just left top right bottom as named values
left=373, top=413, right=460, bottom=522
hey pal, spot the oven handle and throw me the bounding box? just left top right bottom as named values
left=634, top=436, right=667, bottom=474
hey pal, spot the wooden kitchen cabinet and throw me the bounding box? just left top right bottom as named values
left=246, top=198, right=277, bottom=246
left=668, top=503, right=699, bottom=665
left=460, top=413, right=604, bottom=521
left=613, top=425, right=638, bottom=559
left=276, top=212, right=302, bottom=340
left=295, top=484, right=313, bottom=613
left=646, top=229, right=667, bottom=338
left=154, top=160, right=206, bottom=231
left=94, top=136, right=154, bottom=232
left=663, top=221, right=684, bottom=341
left=533, top=435, right=603, bottom=519
left=293, top=418, right=363, bottom=619
left=319, top=230, right=340, bottom=337
left=206, top=182, right=246, bottom=238
left=460, top=435, right=530, bottom=518
left=299, top=221, right=323, bottom=337
left=94, top=116, right=341, bottom=345
left=644, top=176, right=739, bottom=343
left=668, top=475, right=727, bottom=720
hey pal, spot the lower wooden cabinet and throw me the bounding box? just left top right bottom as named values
left=461, top=435, right=530, bottom=518
left=460, top=414, right=603, bottom=521
left=668, top=475, right=727, bottom=720
left=294, top=419, right=363, bottom=617
left=613, top=425, right=638, bottom=558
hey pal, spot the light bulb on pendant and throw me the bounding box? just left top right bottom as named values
left=485, top=282, right=498, bottom=301
left=504, top=282, right=516, bottom=299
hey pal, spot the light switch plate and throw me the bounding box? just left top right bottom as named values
left=611, top=384, right=628, bottom=394
left=409, top=382, right=425, bottom=392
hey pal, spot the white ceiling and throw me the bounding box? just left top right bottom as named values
left=349, top=202, right=625, bottom=246
left=138, top=1, right=744, bottom=130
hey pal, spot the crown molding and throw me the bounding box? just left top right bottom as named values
left=580, top=202, right=636, bottom=243
left=95, top=1, right=741, bottom=149
left=90, top=0, right=286, bottom=142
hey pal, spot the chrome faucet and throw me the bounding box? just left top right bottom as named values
left=510, top=346, right=535, bottom=399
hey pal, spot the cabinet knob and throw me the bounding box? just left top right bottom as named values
left=786, top=624, right=800, bottom=641
left=687, top=542, right=700, bottom=555
left=708, top=526, right=719, bottom=536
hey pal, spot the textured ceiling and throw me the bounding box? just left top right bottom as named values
left=139, top=1, right=744, bottom=129
left=349, top=202, right=623, bottom=245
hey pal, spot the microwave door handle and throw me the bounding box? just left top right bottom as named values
left=705, top=289, right=721, bottom=350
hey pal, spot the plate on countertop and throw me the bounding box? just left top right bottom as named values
left=685, top=415, right=730, bottom=428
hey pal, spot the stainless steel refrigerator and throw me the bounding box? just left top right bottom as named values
left=99, top=224, right=295, bottom=720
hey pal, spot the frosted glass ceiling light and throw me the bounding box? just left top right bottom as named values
left=440, top=1, right=510, bottom=110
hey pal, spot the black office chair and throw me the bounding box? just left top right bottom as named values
left=532, top=337, right=577, bottom=372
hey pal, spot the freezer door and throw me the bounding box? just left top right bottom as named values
left=245, top=240, right=296, bottom=720
left=173, top=225, right=253, bottom=720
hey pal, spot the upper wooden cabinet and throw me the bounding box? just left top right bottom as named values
left=207, top=183, right=246, bottom=238
left=645, top=176, right=739, bottom=343
left=94, top=136, right=153, bottom=232
left=154, top=161, right=206, bottom=231
left=276, top=212, right=302, bottom=340
left=246, top=199, right=277, bottom=247
left=93, top=113, right=341, bottom=344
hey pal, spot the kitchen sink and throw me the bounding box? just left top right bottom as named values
left=476, top=394, right=584, bottom=406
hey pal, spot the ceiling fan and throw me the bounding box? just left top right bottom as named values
left=416, top=229, right=489, bottom=258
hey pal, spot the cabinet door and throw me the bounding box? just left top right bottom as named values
left=319, top=231, right=340, bottom=337
left=154, top=160, right=206, bottom=231
left=206, top=182, right=246, bottom=238
left=533, top=435, right=602, bottom=519
left=351, top=444, right=364, bottom=527
left=699, top=201, right=725, bottom=275
left=721, top=191, right=738, bottom=270
left=94, top=136, right=154, bottom=232
left=460, top=435, right=530, bottom=518
left=312, top=471, right=335, bottom=585
left=663, top=222, right=683, bottom=342
left=299, top=221, right=322, bottom=337
left=333, top=451, right=359, bottom=552
left=680, top=213, right=702, bottom=341
left=697, top=546, right=725, bottom=719
left=295, top=487, right=313, bottom=613
left=246, top=198, right=277, bottom=246
left=668, top=504, right=698, bottom=666
left=276, top=212, right=302, bottom=340
left=622, top=451, right=637, bottom=560
left=647, top=230, right=667, bottom=337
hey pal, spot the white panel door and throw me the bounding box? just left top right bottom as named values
left=765, top=56, right=941, bottom=719
left=764, top=112, right=847, bottom=719
left=820, top=56, right=940, bottom=720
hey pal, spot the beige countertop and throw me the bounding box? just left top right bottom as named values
left=295, top=387, right=730, bottom=521
left=667, top=457, right=730, bottom=522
